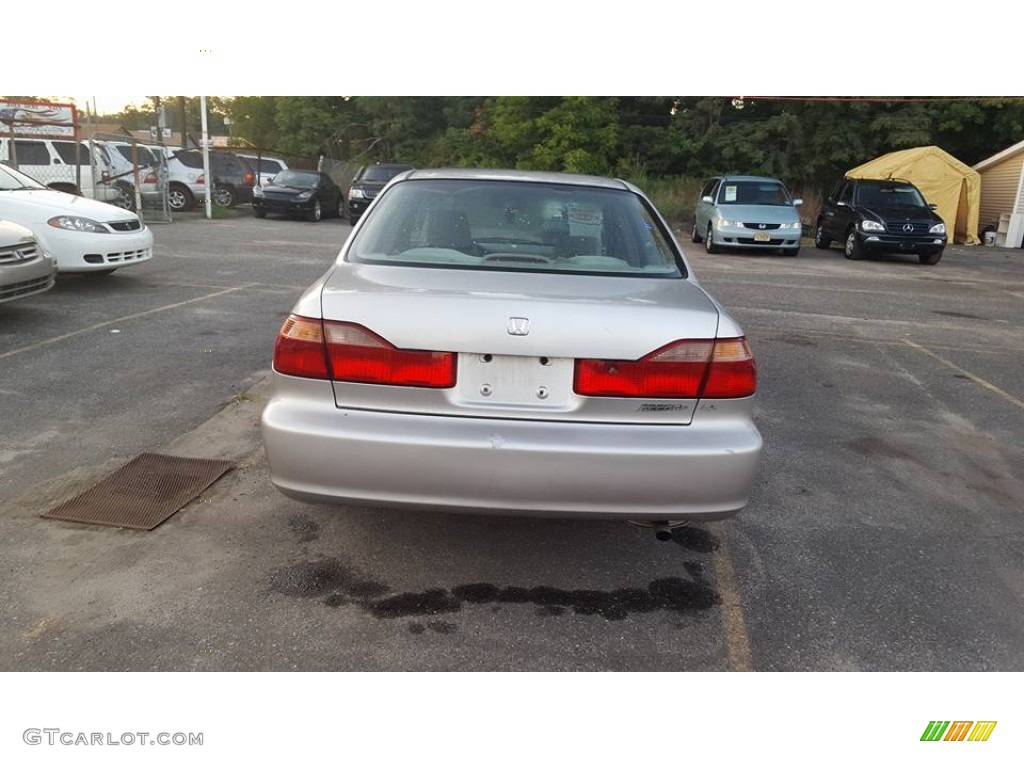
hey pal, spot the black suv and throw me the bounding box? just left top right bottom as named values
left=814, top=178, right=947, bottom=265
left=347, top=162, right=415, bottom=224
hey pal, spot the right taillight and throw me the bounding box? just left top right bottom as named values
left=272, top=315, right=455, bottom=388
left=700, top=337, right=757, bottom=398
left=574, top=337, right=756, bottom=399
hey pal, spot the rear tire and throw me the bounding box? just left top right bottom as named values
left=844, top=229, right=866, bottom=260
left=814, top=221, right=831, bottom=249
left=213, top=185, right=236, bottom=208
left=113, top=181, right=136, bottom=211
left=169, top=183, right=195, bottom=212
left=704, top=222, right=719, bottom=254
left=919, top=249, right=943, bottom=265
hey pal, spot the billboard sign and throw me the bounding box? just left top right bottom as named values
left=0, top=99, right=78, bottom=138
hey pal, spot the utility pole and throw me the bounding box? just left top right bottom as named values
left=200, top=95, right=212, bottom=219
left=178, top=96, right=187, bottom=149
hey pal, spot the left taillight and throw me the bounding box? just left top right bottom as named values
left=244, top=172, right=254, bottom=186
left=272, top=315, right=455, bottom=388
left=573, top=337, right=756, bottom=399
left=324, top=322, right=455, bottom=388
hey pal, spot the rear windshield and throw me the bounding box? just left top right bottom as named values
left=114, top=144, right=157, bottom=166
left=360, top=165, right=412, bottom=183
left=717, top=181, right=792, bottom=205
left=347, top=179, right=684, bottom=278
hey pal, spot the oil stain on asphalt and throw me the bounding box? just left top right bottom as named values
left=269, top=550, right=720, bottom=624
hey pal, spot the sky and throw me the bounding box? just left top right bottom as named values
left=4, top=0, right=1018, bottom=106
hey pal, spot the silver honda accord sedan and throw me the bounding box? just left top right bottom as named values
left=261, top=169, right=762, bottom=522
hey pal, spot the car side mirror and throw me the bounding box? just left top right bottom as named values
left=792, top=198, right=803, bottom=206
left=266, top=176, right=274, bottom=184
left=928, top=203, right=937, bottom=210
left=701, top=195, right=713, bottom=204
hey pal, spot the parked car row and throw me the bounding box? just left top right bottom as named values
left=692, top=173, right=947, bottom=265
left=0, top=137, right=293, bottom=216
left=0, top=161, right=154, bottom=305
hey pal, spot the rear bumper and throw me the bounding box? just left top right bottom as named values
left=261, top=377, right=763, bottom=520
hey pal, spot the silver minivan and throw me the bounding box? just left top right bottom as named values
left=692, top=175, right=803, bottom=256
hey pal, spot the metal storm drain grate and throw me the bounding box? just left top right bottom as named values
left=41, top=453, right=234, bottom=531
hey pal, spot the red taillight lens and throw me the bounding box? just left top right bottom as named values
left=273, top=315, right=329, bottom=379
left=197, top=174, right=205, bottom=185
left=143, top=172, right=157, bottom=184
left=244, top=172, right=254, bottom=186
left=701, top=338, right=757, bottom=398
left=574, top=337, right=755, bottom=399
left=324, top=322, right=455, bottom=388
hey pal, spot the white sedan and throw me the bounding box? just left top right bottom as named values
left=0, top=162, right=153, bottom=274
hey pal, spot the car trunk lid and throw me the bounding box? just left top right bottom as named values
left=319, top=264, right=721, bottom=424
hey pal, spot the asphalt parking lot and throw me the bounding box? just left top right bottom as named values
left=1, top=213, right=1022, bottom=671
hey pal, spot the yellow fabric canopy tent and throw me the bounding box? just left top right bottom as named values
left=846, top=146, right=981, bottom=245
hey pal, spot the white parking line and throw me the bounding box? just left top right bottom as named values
left=709, top=522, right=754, bottom=672
left=0, top=285, right=256, bottom=361
left=903, top=340, right=1024, bottom=411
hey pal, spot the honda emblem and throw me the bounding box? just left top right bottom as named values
left=507, top=317, right=530, bottom=336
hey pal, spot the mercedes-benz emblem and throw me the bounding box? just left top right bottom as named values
left=902, top=223, right=914, bottom=233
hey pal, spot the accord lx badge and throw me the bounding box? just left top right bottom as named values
left=507, top=317, right=530, bottom=336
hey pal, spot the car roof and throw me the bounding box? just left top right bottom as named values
left=845, top=177, right=917, bottom=186
left=715, top=175, right=785, bottom=184
left=403, top=167, right=635, bottom=192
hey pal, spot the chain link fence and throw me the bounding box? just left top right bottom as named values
left=89, top=132, right=172, bottom=223
left=0, top=130, right=171, bottom=223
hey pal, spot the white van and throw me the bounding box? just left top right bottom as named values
left=0, top=137, right=121, bottom=204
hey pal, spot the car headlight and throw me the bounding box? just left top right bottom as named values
left=929, top=222, right=946, bottom=235
left=349, top=188, right=366, bottom=200
left=295, top=191, right=313, bottom=201
left=716, top=217, right=737, bottom=228
left=48, top=216, right=106, bottom=233
left=783, top=221, right=802, bottom=229
left=860, top=220, right=885, bottom=232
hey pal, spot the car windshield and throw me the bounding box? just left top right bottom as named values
left=271, top=170, right=318, bottom=188
left=855, top=183, right=926, bottom=208
left=0, top=162, right=46, bottom=190
left=717, top=181, right=792, bottom=206
left=348, top=179, right=684, bottom=278
left=361, top=165, right=411, bottom=183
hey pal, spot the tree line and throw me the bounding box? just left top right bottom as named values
left=106, top=96, right=1024, bottom=194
